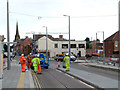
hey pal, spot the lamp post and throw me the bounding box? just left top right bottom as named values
left=63, top=15, right=71, bottom=58
left=43, top=26, right=48, bottom=59
left=96, top=31, right=105, bottom=65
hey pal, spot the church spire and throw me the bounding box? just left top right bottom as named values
left=14, top=21, right=20, bottom=42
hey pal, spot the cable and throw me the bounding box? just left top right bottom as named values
left=10, top=11, right=117, bottom=18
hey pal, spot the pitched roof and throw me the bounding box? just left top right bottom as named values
left=34, top=34, right=75, bottom=41
left=104, top=31, right=119, bottom=41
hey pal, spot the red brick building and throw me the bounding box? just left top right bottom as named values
left=13, top=36, right=33, bottom=56
left=104, top=31, right=119, bottom=57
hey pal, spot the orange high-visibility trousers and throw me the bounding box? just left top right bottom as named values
left=37, top=64, right=41, bottom=74
left=21, top=63, right=25, bottom=72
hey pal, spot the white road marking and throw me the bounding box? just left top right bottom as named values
left=56, top=69, right=95, bottom=88
left=65, top=74, right=74, bottom=79
left=78, top=80, right=95, bottom=88
left=56, top=69, right=62, bottom=73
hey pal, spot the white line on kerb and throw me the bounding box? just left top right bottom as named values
left=65, top=74, right=74, bottom=79
left=78, top=80, right=95, bottom=88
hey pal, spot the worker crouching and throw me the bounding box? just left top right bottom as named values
left=32, top=55, right=41, bottom=74
left=64, top=54, right=70, bottom=71
left=19, top=54, right=26, bottom=72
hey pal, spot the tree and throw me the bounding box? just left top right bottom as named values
left=85, top=37, right=92, bottom=49
left=85, top=37, right=90, bottom=42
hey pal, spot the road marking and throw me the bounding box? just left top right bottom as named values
left=32, top=71, right=42, bottom=89
left=56, top=69, right=62, bottom=73
left=78, top=80, right=95, bottom=88
left=65, top=74, right=74, bottom=79
left=16, top=72, right=25, bottom=88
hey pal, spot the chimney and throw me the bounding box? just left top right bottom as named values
left=59, top=35, right=63, bottom=40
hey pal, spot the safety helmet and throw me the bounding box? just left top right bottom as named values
left=21, top=54, right=24, bottom=56
left=65, top=53, right=69, bottom=56
left=37, top=54, right=39, bottom=57
left=29, top=53, right=32, bottom=55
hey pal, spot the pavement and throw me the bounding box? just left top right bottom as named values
left=1, top=58, right=35, bottom=89
left=57, top=60, right=120, bottom=90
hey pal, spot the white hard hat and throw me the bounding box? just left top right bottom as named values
left=30, top=53, right=32, bottom=55
left=65, top=53, right=69, bottom=56
left=37, top=54, right=39, bottom=57
left=21, top=54, right=24, bottom=56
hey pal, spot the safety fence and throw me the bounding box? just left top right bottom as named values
left=86, top=56, right=120, bottom=67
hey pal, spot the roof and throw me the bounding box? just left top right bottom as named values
left=104, top=31, right=119, bottom=41
left=34, top=34, right=75, bottom=41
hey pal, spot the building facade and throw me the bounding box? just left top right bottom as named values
left=104, top=31, right=119, bottom=57
left=37, top=35, right=86, bottom=58
left=13, top=36, right=33, bottom=56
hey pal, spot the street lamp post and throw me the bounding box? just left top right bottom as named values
left=43, top=26, right=48, bottom=59
left=96, top=31, right=105, bottom=65
left=63, top=15, right=71, bottom=58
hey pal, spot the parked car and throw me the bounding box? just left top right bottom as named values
left=54, top=54, right=64, bottom=61
left=64, top=53, right=76, bottom=61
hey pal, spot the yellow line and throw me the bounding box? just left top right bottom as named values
left=32, top=71, right=39, bottom=88
left=16, top=72, right=25, bottom=88
left=32, top=71, right=42, bottom=89
left=34, top=73, right=42, bottom=89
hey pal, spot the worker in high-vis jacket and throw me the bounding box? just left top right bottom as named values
left=26, top=53, right=33, bottom=70
left=19, top=54, right=26, bottom=72
left=32, top=55, right=40, bottom=73
left=64, top=53, right=70, bottom=71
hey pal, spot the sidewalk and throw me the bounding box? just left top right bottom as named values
left=57, top=62, right=119, bottom=89
left=2, top=58, right=35, bottom=89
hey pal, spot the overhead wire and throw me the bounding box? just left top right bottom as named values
left=10, top=11, right=117, bottom=18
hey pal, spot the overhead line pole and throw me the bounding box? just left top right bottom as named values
left=7, top=0, right=11, bottom=70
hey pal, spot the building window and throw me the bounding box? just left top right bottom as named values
left=79, top=44, right=85, bottom=48
left=71, top=44, right=76, bottom=48
left=54, top=43, right=58, bottom=48
left=62, top=44, right=68, bottom=49
left=115, top=41, right=118, bottom=47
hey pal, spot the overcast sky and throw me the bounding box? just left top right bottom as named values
left=0, top=0, right=119, bottom=42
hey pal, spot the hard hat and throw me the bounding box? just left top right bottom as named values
left=37, top=54, right=39, bottom=57
left=21, top=54, right=24, bottom=56
left=29, top=53, right=32, bottom=55
left=65, top=53, right=69, bottom=56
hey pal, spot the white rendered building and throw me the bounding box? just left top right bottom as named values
left=36, top=35, right=86, bottom=58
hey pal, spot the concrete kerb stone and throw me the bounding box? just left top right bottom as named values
left=56, top=68, right=104, bottom=90
left=82, top=64, right=119, bottom=72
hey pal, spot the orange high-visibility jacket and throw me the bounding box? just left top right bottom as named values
left=20, top=56, right=26, bottom=64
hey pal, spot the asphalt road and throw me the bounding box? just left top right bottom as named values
left=50, top=60, right=118, bottom=81
left=36, top=67, right=93, bottom=88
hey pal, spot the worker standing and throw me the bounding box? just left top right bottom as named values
left=32, top=55, right=40, bottom=73
left=26, top=53, right=33, bottom=70
left=19, top=54, right=26, bottom=72
left=64, top=54, right=70, bottom=71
